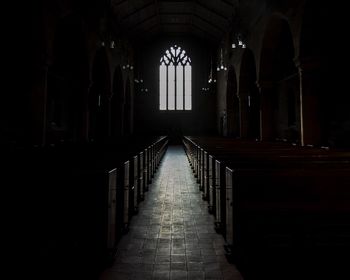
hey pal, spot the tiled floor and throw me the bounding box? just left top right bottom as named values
left=99, top=145, right=243, bottom=280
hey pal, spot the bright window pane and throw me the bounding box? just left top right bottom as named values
left=159, top=64, right=166, bottom=110
left=176, top=66, right=184, bottom=110
left=168, top=64, right=175, bottom=110
left=159, top=46, right=191, bottom=111
left=185, top=65, right=192, bottom=110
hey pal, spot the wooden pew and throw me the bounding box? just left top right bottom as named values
left=212, top=152, right=350, bottom=233
left=225, top=166, right=350, bottom=279
left=5, top=136, right=169, bottom=279
left=183, top=136, right=350, bottom=279
left=184, top=136, right=350, bottom=231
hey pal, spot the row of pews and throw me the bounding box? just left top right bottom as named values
left=4, top=136, right=168, bottom=279
left=183, top=136, right=350, bottom=280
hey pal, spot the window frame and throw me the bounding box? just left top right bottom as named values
left=159, top=45, right=192, bottom=111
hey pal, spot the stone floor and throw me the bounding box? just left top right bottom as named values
left=99, top=145, right=243, bottom=280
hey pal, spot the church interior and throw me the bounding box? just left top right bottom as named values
left=4, top=0, right=350, bottom=279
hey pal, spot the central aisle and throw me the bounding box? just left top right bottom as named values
left=100, top=145, right=243, bottom=280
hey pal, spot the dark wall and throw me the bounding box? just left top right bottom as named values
left=133, top=36, right=216, bottom=138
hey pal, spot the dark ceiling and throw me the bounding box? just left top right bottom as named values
left=111, top=0, right=239, bottom=43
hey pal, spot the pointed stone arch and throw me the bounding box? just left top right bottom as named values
left=46, top=14, right=89, bottom=143
left=298, top=2, right=346, bottom=146
left=259, top=16, right=300, bottom=143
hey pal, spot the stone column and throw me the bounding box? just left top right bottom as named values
left=77, top=85, right=89, bottom=142
left=296, top=58, right=322, bottom=146
left=119, top=101, right=125, bottom=136
left=129, top=82, right=134, bottom=135
left=31, top=64, right=48, bottom=146
left=239, top=90, right=249, bottom=138
left=223, top=110, right=227, bottom=137
left=258, top=80, right=275, bottom=141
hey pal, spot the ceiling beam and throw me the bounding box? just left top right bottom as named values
left=136, top=21, right=220, bottom=40
left=113, top=0, right=229, bottom=43
left=115, top=0, right=231, bottom=34
left=129, top=13, right=158, bottom=30
left=194, top=13, right=224, bottom=33
left=191, top=24, right=220, bottom=40
left=132, top=23, right=160, bottom=39
left=158, top=12, right=225, bottom=33
left=120, top=1, right=154, bottom=20
left=188, top=1, right=219, bottom=40
left=131, top=23, right=218, bottom=44
left=194, top=0, right=230, bottom=24
left=154, top=0, right=161, bottom=31
left=112, top=0, right=128, bottom=8
left=222, top=0, right=235, bottom=7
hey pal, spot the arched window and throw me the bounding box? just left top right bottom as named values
left=159, top=45, right=192, bottom=110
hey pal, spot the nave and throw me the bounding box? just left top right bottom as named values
left=100, top=146, right=243, bottom=280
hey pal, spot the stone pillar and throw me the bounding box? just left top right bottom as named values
left=31, top=65, right=48, bottom=146
left=107, top=95, right=112, bottom=138
left=239, top=90, right=249, bottom=138
left=223, top=110, right=227, bottom=137
left=119, top=101, right=125, bottom=136
left=129, top=83, right=134, bottom=135
left=258, top=80, right=275, bottom=141
left=77, top=84, right=89, bottom=142
left=296, top=58, right=322, bottom=146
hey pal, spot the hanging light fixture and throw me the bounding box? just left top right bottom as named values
left=122, top=56, right=134, bottom=71
left=208, top=55, right=217, bottom=83
left=232, top=33, right=246, bottom=49
left=217, top=48, right=227, bottom=72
